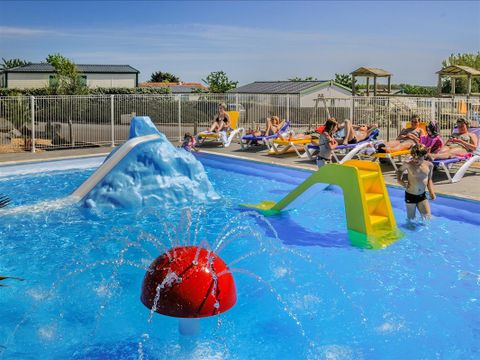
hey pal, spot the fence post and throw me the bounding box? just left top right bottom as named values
left=286, top=95, right=290, bottom=121
left=386, top=97, right=391, bottom=141
left=69, top=119, right=74, bottom=147
left=349, top=97, right=354, bottom=122
left=431, top=98, right=436, bottom=124
left=30, top=96, right=36, bottom=153
left=178, top=95, right=182, bottom=142
left=110, top=95, right=115, bottom=147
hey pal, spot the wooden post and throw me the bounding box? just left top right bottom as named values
left=373, top=76, right=377, bottom=96
left=352, top=75, right=356, bottom=96
left=467, top=75, right=472, bottom=96
left=387, top=76, right=391, bottom=94
left=366, top=77, right=370, bottom=96
left=437, top=74, right=442, bottom=95
left=451, top=78, right=456, bottom=95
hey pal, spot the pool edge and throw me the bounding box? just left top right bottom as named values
left=1, top=149, right=478, bottom=204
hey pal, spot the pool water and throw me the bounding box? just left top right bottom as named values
left=0, top=153, right=479, bottom=359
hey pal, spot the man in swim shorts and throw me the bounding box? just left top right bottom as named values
left=396, top=144, right=436, bottom=221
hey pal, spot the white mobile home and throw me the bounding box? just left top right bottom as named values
left=229, top=80, right=352, bottom=106
left=0, top=63, right=140, bottom=89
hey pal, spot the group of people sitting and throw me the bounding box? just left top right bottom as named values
left=315, top=115, right=478, bottom=167
left=181, top=103, right=479, bottom=167
left=376, top=115, right=477, bottom=160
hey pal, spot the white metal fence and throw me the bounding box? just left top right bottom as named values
left=0, top=94, right=478, bottom=152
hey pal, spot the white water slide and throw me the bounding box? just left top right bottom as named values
left=71, top=134, right=160, bottom=199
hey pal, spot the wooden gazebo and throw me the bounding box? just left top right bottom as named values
left=437, top=65, right=480, bottom=96
left=350, top=67, right=392, bottom=96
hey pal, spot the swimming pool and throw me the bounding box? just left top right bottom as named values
left=0, top=153, right=479, bottom=359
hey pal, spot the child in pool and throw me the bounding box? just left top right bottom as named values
left=396, top=144, right=436, bottom=221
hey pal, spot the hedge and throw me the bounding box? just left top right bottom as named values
left=0, top=87, right=172, bottom=97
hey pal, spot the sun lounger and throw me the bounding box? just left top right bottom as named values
left=305, top=128, right=380, bottom=164
left=431, top=127, right=480, bottom=183
left=370, top=123, right=427, bottom=170
left=267, top=134, right=314, bottom=156
left=197, top=111, right=244, bottom=147
left=240, top=121, right=290, bottom=150
left=370, top=149, right=411, bottom=171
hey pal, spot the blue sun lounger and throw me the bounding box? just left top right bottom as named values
left=304, top=128, right=380, bottom=163
left=432, top=127, right=480, bottom=183
left=240, top=121, right=291, bottom=150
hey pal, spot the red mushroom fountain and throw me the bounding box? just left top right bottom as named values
left=141, top=246, right=236, bottom=334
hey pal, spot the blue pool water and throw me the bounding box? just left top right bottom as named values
left=0, top=153, right=479, bottom=359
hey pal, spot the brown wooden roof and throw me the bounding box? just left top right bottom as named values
left=350, top=67, right=392, bottom=77
left=436, top=65, right=480, bottom=77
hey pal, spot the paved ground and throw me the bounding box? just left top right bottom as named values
left=0, top=141, right=479, bottom=201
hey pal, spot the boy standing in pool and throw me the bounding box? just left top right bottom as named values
left=396, top=144, right=436, bottom=220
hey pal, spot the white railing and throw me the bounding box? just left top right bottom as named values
left=0, top=94, right=478, bottom=152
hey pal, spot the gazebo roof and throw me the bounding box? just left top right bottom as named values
left=436, top=65, right=480, bottom=77
left=350, top=67, right=392, bottom=77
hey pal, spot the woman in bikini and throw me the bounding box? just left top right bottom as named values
left=248, top=116, right=285, bottom=137
left=208, top=103, right=231, bottom=132
left=431, top=118, right=478, bottom=159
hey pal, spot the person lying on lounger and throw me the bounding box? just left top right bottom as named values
left=207, top=103, right=231, bottom=132
left=431, top=118, right=478, bottom=159
left=247, top=116, right=285, bottom=137
left=376, top=115, right=423, bottom=153
left=334, top=119, right=378, bottom=145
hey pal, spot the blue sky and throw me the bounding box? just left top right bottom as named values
left=0, top=1, right=478, bottom=86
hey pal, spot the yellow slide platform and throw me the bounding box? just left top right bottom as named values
left=241, top=160, right=402, bottom=249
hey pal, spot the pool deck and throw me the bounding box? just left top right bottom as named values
left=0, top=143, right=479, bottom=201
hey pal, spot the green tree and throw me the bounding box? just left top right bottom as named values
left=149, top=71, right=180, bottom=83
left=46, top=53, right=87, bottom=95
left=202, top=71, right=238, bottom=93
left=441, top=52, right=480, bottom=94
left=334, top=73, right=356, bottom=91
left=398, top=84, right=437, bottom=96
left=1, top=58, right=31, bottom=71
left=288, top=76, right=317, bottom=81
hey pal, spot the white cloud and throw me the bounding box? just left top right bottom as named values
left=0, top=26, right=53, bottom=37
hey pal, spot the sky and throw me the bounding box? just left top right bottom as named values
left=0, top=0, right=479, bottom=86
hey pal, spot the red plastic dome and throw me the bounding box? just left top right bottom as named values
left=141, top=246, right=236, bottom=318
